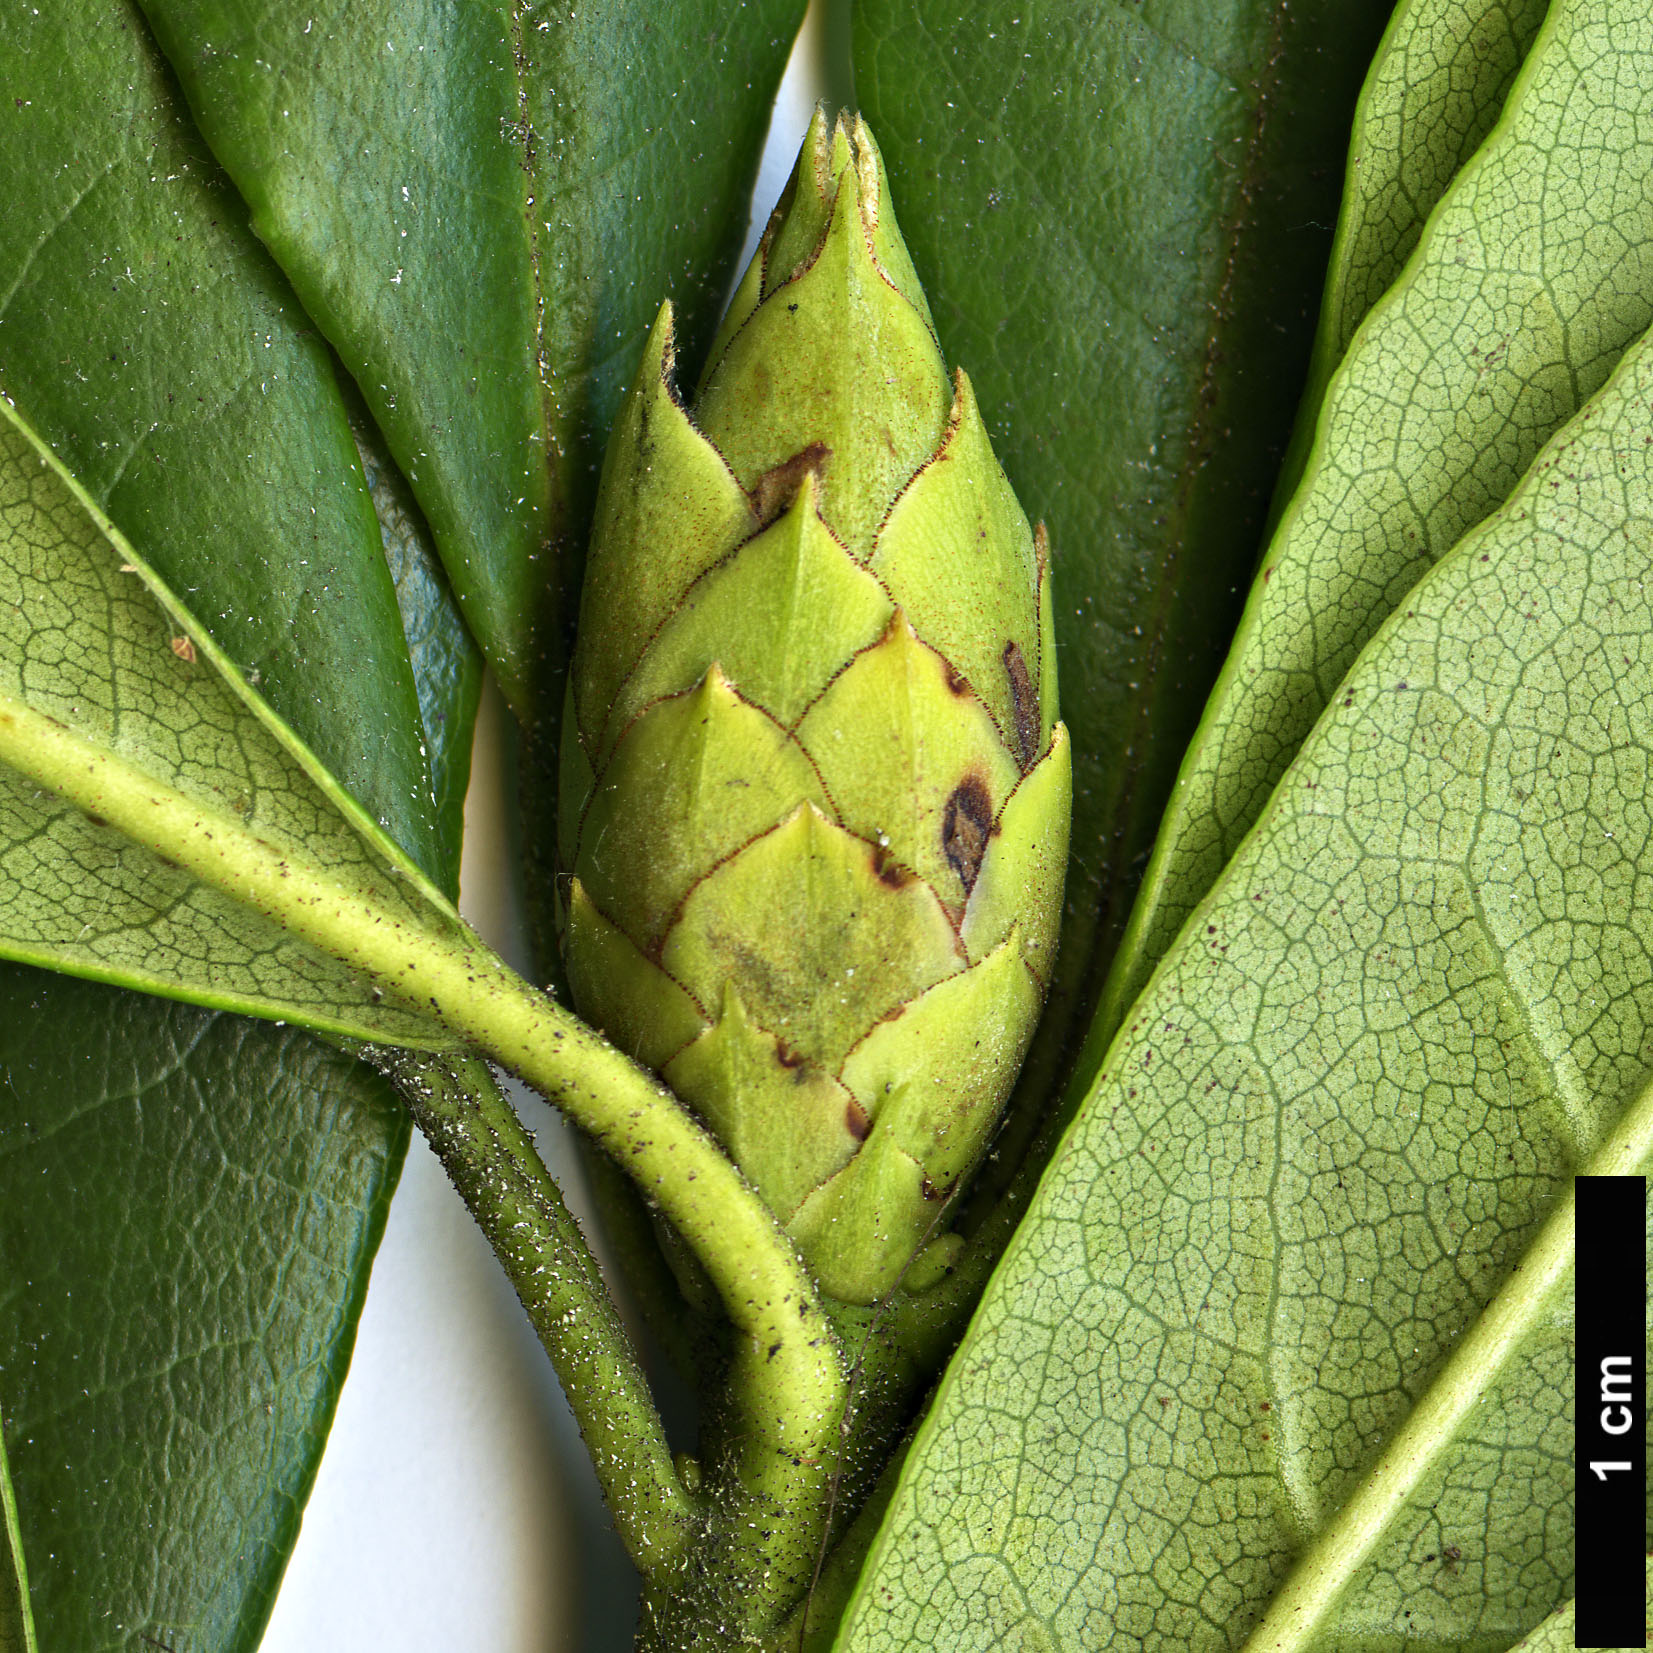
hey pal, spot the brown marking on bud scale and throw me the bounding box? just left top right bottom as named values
left=749, top=442, right=831, bottom=526
left=775, top=1040, right=805, bottom=1071
left=944, top=664, right=970, bottom=696
left=845, top=1098, right=871, bottom=1141
left=942, top=774, right=993, bottom=893
left=871, top=845, right=913, bottom=889
left=1004, top=640, right=1038, bottom=768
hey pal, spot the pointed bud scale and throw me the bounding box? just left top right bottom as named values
left=559, top=113, right=1071, bottom=1304
left=697, top=143, right=951, bottom=557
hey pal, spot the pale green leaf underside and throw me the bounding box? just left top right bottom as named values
left=1102, top=0, right=1653, bottom=1036
left=0, top=400, right=465, bottom=1045
left=1236, top=1080, right=1653, bottom=1653
left=1504, top=1554, right=1653, bottom=1653
left=1263, top=0, right=1551, bottom=527
left=1504, top=1601, right=1576, bottom=1652
left=1505, top=1589, right=1653, bottom=1653
left=0, top=1408, right=34, bottom=1653
left=1315, top=0, right=1549, bottom=394
left=838, top=321, right=1653, bottom=1649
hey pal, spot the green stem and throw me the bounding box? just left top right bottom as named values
left=375, top=1047, right=698, bottom=1573
left=772, top=1410, right=921, bottom=1653
left=577, top=1140, right=716, bottom=1387
left=0, top=693, right=848, bottom=1631
left=427, top=1003, right=844, bottom=1630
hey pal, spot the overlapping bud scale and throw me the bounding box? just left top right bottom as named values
left=558, top=112, right=1071, bottom=1304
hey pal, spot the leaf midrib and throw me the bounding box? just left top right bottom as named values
left=1236, top=1090, right=1603, bottom=1653
left=0, top=688, right=457, bottom=1046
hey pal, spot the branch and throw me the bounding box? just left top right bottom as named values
left=0, top=691, right=849, bottom=1628
left=373, top=1047, right=698, bottom=1574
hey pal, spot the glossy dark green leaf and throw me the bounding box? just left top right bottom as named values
left=0, top=971, right=409, bottom=1653
left=0, top=0, right=440, bottom=875
left=141, top=0, right=807, bottom=718
left=0, top=446, right=472, bottom=1647
left=0, top=6, right=482, bottom=1647
left=852, top=0, right=1394, bottom=1107
left=350, top=402, right=482, bottom=899
left=133, top=0, right=546, bottom=711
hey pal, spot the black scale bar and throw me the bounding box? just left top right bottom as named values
left=1576, top=1173, right=1647, bottom=1647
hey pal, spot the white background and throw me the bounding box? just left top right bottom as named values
left=260, top=14, right=829, bottom=1652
